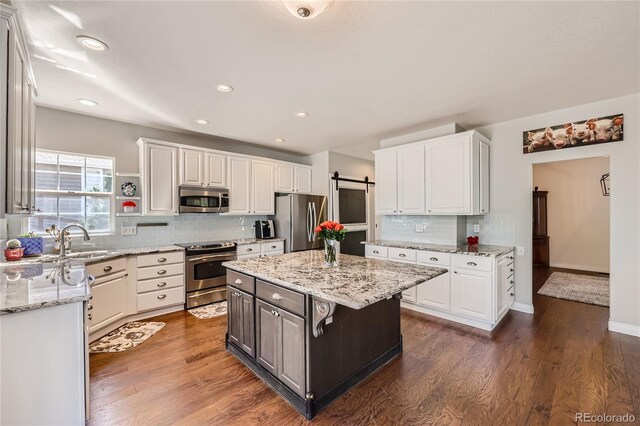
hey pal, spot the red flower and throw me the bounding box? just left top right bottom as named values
left=334, top=224, right=344, bottom=231
left=122, top=201, right=137, bottom=207
left=314, top=226, right=322, bottom=233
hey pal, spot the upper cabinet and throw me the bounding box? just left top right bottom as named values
left=138, top=139, right=178, bottom=216
left=374, top=131, right=490, bottom=216
left=228, top=156, right=252, bottom=214
left=179, top=148, right=227, bottom=188
left=227, top=157, right=275, bottom=215
left=2, top=5, right=37, bottom=216
left=274, top=163, right=312, bottom=194
left=252, top=160, right=274, bottom=215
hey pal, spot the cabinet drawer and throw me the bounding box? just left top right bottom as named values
left=227, top=270, right=255, bottom=294
left=137, top=275, right=184, bottom=294
left=137, top=251, right=184, bottom=268
left=237, top=244, right=260, bottom=256
left=416, top=251, right=451, bottom=266
left=365, top=245, right=388, bottom=259
left=261, top=241, right=284, bottom=253
left=256, top=280, right=305, bottom=317
left=86, top=258, right=127, bottom=279
left=451, top=255, right=492, bottom=271
left=137, top=286, right=184, bottom=312
left=137, top=263, right=184, bottom=281
left=388, top=247, right=417, bottom=262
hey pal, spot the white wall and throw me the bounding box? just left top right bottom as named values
left=475, top=93, right=639, bottom=334
left=533, top=157, right=610, bottom=273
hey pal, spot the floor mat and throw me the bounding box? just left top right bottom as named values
left=537, top=271, right=609, bottom=306
left=188, top=300, right=227, bottom=319
left=89, top=321, right=165, bottom=353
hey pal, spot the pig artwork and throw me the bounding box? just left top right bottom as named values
left=523, top=114, right=623, bottom=154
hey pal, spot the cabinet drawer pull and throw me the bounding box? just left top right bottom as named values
left=373, top=250, right=379, bottom=254
left=103, top=266, right=112, bottom=272
left=510, top=268, right=514, bottom=273
left=271, top=245, right=277, bottom=249
left=157, top=270, right=167, bottom=275
left=87, top=305, right=93, bottom=310
left=234, top=278, right=242, bottom=284
left=399, top=253, right=406, bottom=258
left=157, top=294, right=167, bottom=300
left=272, top=293, right=282, bottom=300
left=508, top=256, right=514, bottom=260
left=157, top=257, right=167, bottom=263
left=429, top=257, right=439, bottom=262
left=510, top=280, right=515, bottom=285
left=246, top=248, right=253, bottom=252
left=157, top=282, right=167, bottom=287
left=467, top=261, right=477, bottom=267
left=510, top=292, right=515, bottom=296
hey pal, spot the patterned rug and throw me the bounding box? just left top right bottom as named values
left=537, top=272, right=609, bottom=307
left=188, top=301, right=227, bottom=319
left=89, top=321, right=165, bottom=353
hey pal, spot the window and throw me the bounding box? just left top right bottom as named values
left=28, top=150, right=115, bottom=234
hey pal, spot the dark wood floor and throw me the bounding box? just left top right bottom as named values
left=89, top=270, right=639, bottom=425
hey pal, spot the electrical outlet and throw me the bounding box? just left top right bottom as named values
left=415, top=224, right=424, bottom=233
left=517, top=246, right=525, bottom=256
left=473, top=224, right=480, bottom=233
left=122, top=226, right=137, bottom=236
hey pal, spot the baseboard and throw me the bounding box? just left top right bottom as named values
left=608, top=321, right=640, bottom=337
left=400, top=302, right=495, bottom=331
left=550, top=263, right=609, bottom=274
left=511, top=302, right=534, bottom=314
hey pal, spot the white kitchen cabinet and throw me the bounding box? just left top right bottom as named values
left=397, top=145, right=426, bottom=215
left=294, top=166, right=312, bottom=193
left=450, top=268, right=492, bottom=322
left=275, top=163, right=312, bottom=194
left=228, top=156, right=252, bottom=214
left=139, top=140, right=178, bottom=215
left=206, top=152, right=226, bottom=187
left=496, top=254, right=515, bottom=320
left=416, top=267, right=451, bottom=312
left=88, top=272, right=127, bottom=333
left=373, top=131, right=490, bottom=216
left=374, top=150, right=398, bottom=214
left=252, top=160, right=275, bottom=214
left=180, top=148, right=205, bottom=186
left=3, top=5, right=36, bottom=216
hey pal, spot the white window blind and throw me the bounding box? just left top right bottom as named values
left=28, top=150, right=115, bottom=234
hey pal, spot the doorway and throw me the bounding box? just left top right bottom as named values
left=532, top=156, right=610, bottom=308
left=329, top=175, right=375, bottom=256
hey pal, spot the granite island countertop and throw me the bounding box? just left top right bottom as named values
left=362, top=240, right=514, bottom=258
left=1, top=260, right=90, bottom=314
left=223, top=250, right=447, bottom=309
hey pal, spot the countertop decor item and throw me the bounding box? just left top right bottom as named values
left=122, top=200, right=137, bottom=213
left=314, top=221, right=346, bottom=266
left=17, top=232, right=44, bottom=257
left=4, top=239, right=24, bottom=261
left=120, top=181, right=137, bottom=197
left=467, top=236, right=479, bottom=245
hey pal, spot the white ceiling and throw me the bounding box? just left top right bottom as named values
left=12, top=0, right=640, bottom=160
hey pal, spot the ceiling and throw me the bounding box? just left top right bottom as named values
left=12, top=0, right=640, bottom=160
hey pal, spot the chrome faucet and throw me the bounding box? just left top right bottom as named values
left=59, top=224, right=91, bottom=258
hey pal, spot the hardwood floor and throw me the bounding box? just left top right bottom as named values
left=89, top=280, right=639, bottom=425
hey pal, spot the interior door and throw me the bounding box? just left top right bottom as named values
left=330, top=176, right=371, bottom=256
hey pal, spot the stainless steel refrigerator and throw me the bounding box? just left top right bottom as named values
left=275, top=193, right=327, bottom=252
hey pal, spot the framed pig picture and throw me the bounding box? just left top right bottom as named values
left=523, top=114, right=623, bottom=154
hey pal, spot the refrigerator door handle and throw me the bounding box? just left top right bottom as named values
left=307, top=202, right=313, bottom=242
left=312, top=202, right=318, bottom=242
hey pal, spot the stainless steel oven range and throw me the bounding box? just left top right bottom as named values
left=177, top=241, right=237, bottom=308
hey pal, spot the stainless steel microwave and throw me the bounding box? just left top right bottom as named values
left=179, top=187, right=229, bottom=213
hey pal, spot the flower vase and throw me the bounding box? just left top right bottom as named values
left=324, top=239, right=338, bottom=267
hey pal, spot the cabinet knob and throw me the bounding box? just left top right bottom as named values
left=88, top=314, right=92, bottom=321
left=87, top=305, right=93, bottom=310
left=157, top=294, right=167, bottom=300
left=510, top=292, right=515, bottom=296
left=157, top=282, right=167, bottom=287
left=467, top=261, right=477, bottom=267
left=454, top=271, right=458, bottom=274
left=428, top=209, right=432, bottom=213
left=510, top=280, right=515, bottom=285
left=430, top=257, right=439, bottom=262
left=510, top=268, right=514, bottom=273
left=157, top=270, right=167, bottom=275
left=157, top=257, right=167, bottom=263
left=272, top=293, right=282, bottom=300
left=481, top=209, right=485, bottom=212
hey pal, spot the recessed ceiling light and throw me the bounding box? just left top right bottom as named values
left=295, top=112, right=309, bottom=118
left=275, top=138, right=285, bottom=143
left=195, top=119, right=209, bottom=125
left=76, top=35, right=109, bottom=51
left=78, top=99, right=98, bottom=106
left=216, top=84, right=234, bottom=93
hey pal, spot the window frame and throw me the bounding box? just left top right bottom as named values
left=26, top=149, right=116, bottom=236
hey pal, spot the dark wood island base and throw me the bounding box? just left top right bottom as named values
left=225, top=272, right=403, bottom=420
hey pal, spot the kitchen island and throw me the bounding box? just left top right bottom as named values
left=223, top=250, right=447, bottom=419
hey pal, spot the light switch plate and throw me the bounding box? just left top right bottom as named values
left=122, top=226, right=136, bottom=236
left=473, top=224, right=480, bottom=233
left=517, top=246, right=525, bottom=256
left=415, top=224, right=424, bottom=233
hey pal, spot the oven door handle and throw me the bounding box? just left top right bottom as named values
left=187, top=288, right=226, bottom=298
left=188, top=253, right=236, bottom=262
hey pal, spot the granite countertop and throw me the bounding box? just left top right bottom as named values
left=0, top=245, right=184, bottom=267
left=223, top=251, right=447, bottom=309
left=362, top=240, right=514, bottom=258
left=235, top=238, right=286, bottom=246
left=1, top=260, right=90, bottom=314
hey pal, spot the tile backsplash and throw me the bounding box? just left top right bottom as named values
left=3, top=214, right=268, bottom=253
left=466, top=213, right=516, bottom=246
left=379, top=215, right=466, bottom=245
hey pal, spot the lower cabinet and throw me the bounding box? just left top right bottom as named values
left=255, top=299, right=305, bottom=397
left=88, top=272, right=127, bottom=333
left=450, top=268, right=492, bottom=322
left=416, top=267, right=451, bottom=311
left=228, top=286, right=255, bottom=357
